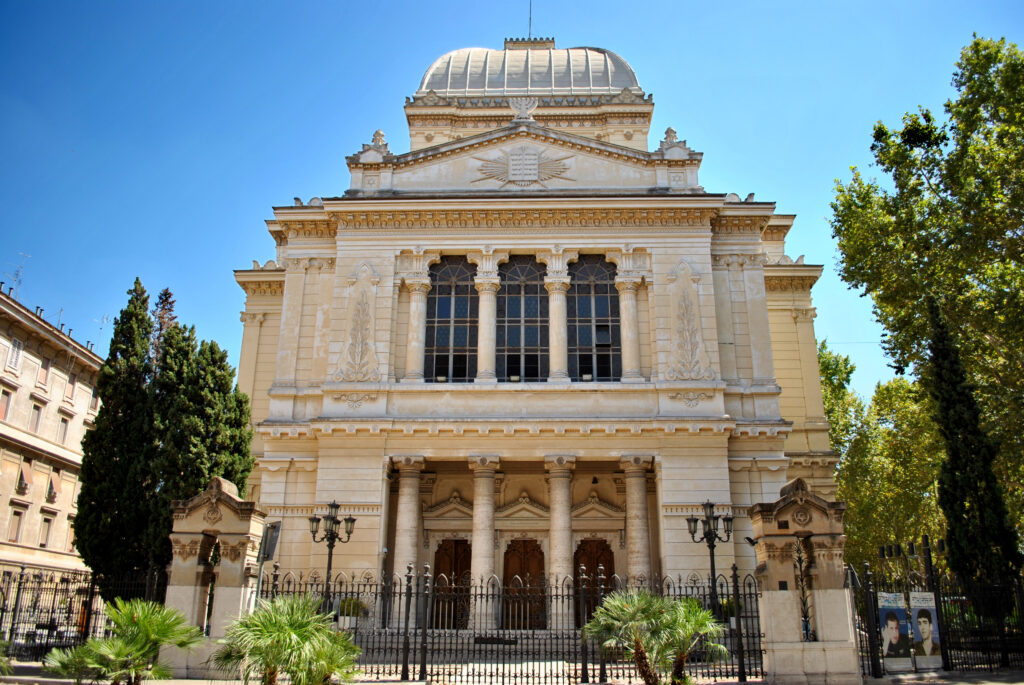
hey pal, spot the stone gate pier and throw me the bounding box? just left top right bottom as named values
left=752, top=478, right=861, bottom=684
left=163, top=477, right=266, bottom=678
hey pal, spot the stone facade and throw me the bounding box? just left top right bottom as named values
left=0, top=289, right=101, bottom=571
left=235, top=39, right=834, bottom=587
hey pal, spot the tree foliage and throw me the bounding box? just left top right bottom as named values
left=78, top=279, right=155, bottom=577
left=830, top=36, right=1024, bottom=557
left=78, top=279, right=252, bottom=575
left=820, top=344, right=945, bottom=570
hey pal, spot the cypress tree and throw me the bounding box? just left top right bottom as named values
left=77, top=278, right=155, bottom=579
left=927, top=298, right=1022, bottom=586
left=148, top=325, right=253, bottom=569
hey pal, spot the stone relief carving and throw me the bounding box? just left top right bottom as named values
left=335, top=264, right=381, bottom=382
left=668, top=391, right=713, bottom=407
left=473, top=146, right=574, bottom=188
left=509, top=97, right=538, bottom=121
left=664, top=260, right=715, bottom=381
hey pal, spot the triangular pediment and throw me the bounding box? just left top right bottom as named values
left=346, top=122, right=700, bottom=194
left=572, top=492, right=625, bottom=520
left=423, top=492, right=473, bottom=519
left=496, top=492, right=550, bottom=519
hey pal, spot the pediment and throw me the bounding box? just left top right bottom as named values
left=496, top=492, right=549, bottom=519
left=423, top=492, right=473, bottom=519
left=572, top=492, right=625, bottom=520
left=347, top=122, right=696, bottom=194
left=171, top=477, right=263, bottom=535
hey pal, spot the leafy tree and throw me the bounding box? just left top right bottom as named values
left=212, top=594, right=361, bottom=685
left=818, top=341, right=866, bottom=459
left=148, top=325, right=253, bottom=568
left=661, top=598, right=728, bottom=685
left=78, top=279, right=155, bottom=578
left=926, top=299, right=1022, bottom=586
left=834, top=377, right=946, bottom=570
left=831, top=37, right=1024, bottom=543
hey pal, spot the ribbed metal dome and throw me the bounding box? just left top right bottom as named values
left=416, top=46, right=642, bottom=97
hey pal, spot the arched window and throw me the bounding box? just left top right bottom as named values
left=425, top=257, right=478, bottom=382
left=568, top=255, right=621, bottom=381
left=497, top=256, right=548, bottom=382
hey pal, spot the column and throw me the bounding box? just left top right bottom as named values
left=391, top=456, right=424, bottom=579
left=536, top=248, right=577, bottom=383
left=544, top=279, right=570, bottom=381
left=474, top=278, right=500, bottom=381
left=402, top=279, right=430, bottom=382
left=615, top=278, right=643, bottom=382
left=741, top=255, right=774, bottom=384
left=621, top=456, right=653, bottom=582
left=545, top=455, right=576, bottom=583
left=469, top=455, right=499, bottom=629
left=238, top=312, right=264, bottom=399
left=310, top=259, right=336, bottom=383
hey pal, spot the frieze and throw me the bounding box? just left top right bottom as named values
left=171, top=538, right=200, bottom=560
left=238, top=280, right=284, bottom=297
left=667, top=391, right=713, bottom=407
left=711, top=215, right=771, bottom=234
left=279, top=221, right=335, bottom=240
left=331, top=207, right=716, bottom=231
left=764, top=275, right=819, bottom=292
left=333, top=393, right=377, bottom=408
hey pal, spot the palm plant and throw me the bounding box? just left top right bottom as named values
left=43, top=598, right=201, bottom=685
left=212, top=594, right=360, bottom=685
left=659, top=598, right=728, bottom=685
left=583, top=589, right=669, bottom=685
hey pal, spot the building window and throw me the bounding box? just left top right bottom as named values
left=497, top=256, right=549, bottom=382
left=89, top=388, right=99, bottom=412
left=64, top=373, right=77, bottom=402
left=56, top=417, right=69, bottom=445
left=46, top=470, right=61, bottom=503
left=0, top=389, right=10, bottom=421
left=16, top=460, right=32, bottom=495
left=29, top=404, right=42, bottom=433
left=39, top=515, right=52, bottom=548
left=66, top=517, right=75, bottom=552
left=5, top=339, right=23, bottom=372
left=36, top=358, right=50, bottom=387
left=568, top=255, right=622, bottom=382
left=7, top=509, right=23, bottom=542
left=425, top=257, right=478, bottom=382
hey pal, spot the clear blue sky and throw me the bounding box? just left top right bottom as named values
left=1, top=1, right=1019, bottom=401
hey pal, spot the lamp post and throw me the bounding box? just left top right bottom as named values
left=687, top=500, right=733, bottom=613
left=309, top=500, right=356, bottom=611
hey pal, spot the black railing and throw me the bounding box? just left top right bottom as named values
left=0, top=563, right=166, bottom=660
left=851, top=561, right=1024, bottom=675
left=260, top=565, right=763, bottom=684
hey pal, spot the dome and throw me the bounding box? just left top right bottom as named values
left=416, top=45, right=643, bottom=98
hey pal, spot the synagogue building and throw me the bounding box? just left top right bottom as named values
left=235, top=38, right=834, bottom=587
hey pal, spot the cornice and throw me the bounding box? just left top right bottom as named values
left=234, top=270, right=285, bottom=297
left=710, top=214, right=771, bottom=235
left=764, top=264, right=822, bottom=292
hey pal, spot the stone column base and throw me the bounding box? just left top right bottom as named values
left=763, top=641, right=862, bottom=685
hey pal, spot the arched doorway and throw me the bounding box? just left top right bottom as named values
left=574, top=538, right=615, bottom=627
left=433, top=539, right=471, bottom=629
left=503, top=539, right=546, bottom=629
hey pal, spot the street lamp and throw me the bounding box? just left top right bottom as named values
left=687, top=500, right=733, bottom=613
left=309, top=500, right=356, bottom=610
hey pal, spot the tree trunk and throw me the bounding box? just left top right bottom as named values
left=671, top=651, right=688, bottom=685
left=633, top=636, right=660, bottom=685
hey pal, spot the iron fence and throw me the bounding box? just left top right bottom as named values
left=851, top=561, right=1024, bottom=676
left=0, top=563, right=165, bottom=660
left=260, top=564, right=763, bottom=684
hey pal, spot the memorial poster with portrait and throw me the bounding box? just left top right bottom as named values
left=910, top=591, right=941, bottom=670
left=878, top=592, right=912, bottom=673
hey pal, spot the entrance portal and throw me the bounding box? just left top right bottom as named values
left=503, top=539, right=546, bottom=629
left=574, top=538, right=615, bottom=627
left=433, top=539, right=471, bottom=629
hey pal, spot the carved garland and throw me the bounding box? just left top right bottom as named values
left=329, top=208, right=717, bottom=231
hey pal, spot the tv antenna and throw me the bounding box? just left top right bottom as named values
left=4, top=252, right=30, bottom=299
left=528, top=0, right=532, bottom=39
left=94, top=313, right=110, bottom=340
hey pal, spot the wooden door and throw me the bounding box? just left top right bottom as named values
left=574, top=538, right=615, bottom=626
left=503, top=539, right=547, bottom=629
left=433, top=539, right=471, bottom=629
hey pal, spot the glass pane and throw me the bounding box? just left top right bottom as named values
left=507, top=356, right=521, bottom=376
left=436, top=327, right=450, bottom=347
left=525, top=325, right=538, bottom=347
left=525, top=297, right=538, bottom=317
left=577, top=297, right=591, bottom=317
left=596, top=354, right=612, bottom=379
left=595, top=296, right=609, bottom=317
left=508, top=326, right=521, bottom=346
left=453, top=326, right=467, bottom=347
left=437, top=297, right=451, bottom=319
left=507, top=296, right=521, bottom=318
left=454, top=297, right=468, bottom=318
left=578, top=327, right=592, bottom=346
left=595, top=325, right=611, bottom=346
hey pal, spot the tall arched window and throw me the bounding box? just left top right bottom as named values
left=425, top=257, right=478, bottom=382
left=568, top=255, right=621, bottom=381
left=497, top=256, right=548, bottom=382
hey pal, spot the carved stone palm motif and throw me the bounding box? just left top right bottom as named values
left=336, top=265, right=381, bottom=382
left=664, top=259, right=715, bottom=381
